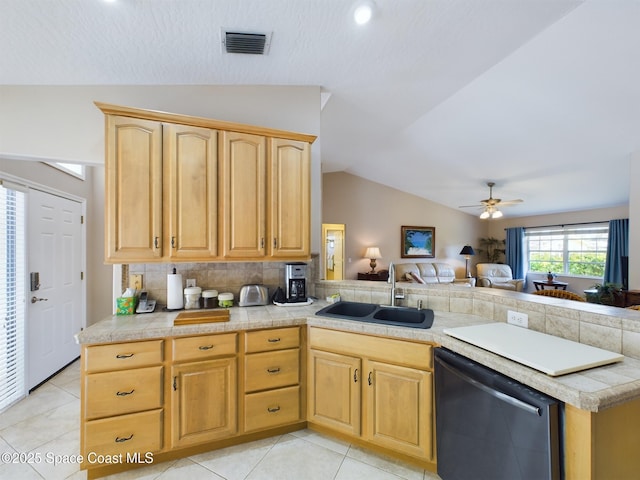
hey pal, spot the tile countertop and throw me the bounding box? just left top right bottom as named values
left=76, top=301, right=640, bottom=413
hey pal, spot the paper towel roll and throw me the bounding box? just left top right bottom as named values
left=167, top=273, right=184, bottom=310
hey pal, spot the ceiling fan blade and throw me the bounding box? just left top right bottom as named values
left=458, top=204, right=484, bottom=208
left=498, top=199, right=523, bottom=206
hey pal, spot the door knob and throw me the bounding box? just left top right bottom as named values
left=31, top=296, right=48, bottom=304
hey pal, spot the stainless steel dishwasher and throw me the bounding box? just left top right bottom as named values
left=434, top=348, right=562, bottom=480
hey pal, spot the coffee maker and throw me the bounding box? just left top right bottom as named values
left=285, top=262, right=307, bottom=303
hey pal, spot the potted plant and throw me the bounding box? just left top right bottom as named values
left=586, top=283, right=624, bottom=306
left=477, top=237, right=506, bottom=263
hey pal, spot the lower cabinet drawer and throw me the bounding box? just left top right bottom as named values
left=84, top=366, right=163, bottom=419
left=245, top=349, right=299, bottom=393
left=173, top=333, right=237, bottom=362
left=244, top=386, right=300, bottom=432
left=83, top=409, right=163, bottom=460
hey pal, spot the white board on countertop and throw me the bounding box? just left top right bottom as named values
left=443, top=323, right=624, bottom=376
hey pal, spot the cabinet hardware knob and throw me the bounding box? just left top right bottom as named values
left=171, top=236, right=176, bottom=248
left=116, top=389, right=135, bottom=396
left=116, top=353, right=134, bottom=359
left=273, top=238, right=277, bottom=248
left=154, top=236, right=159, bottom=248
left=198, top=345, right=214, bottom=350
left=267, top=406, right=281, bottom=413
left=267, top=367, right=281, bottom=374
left=261, top=237, right=265, bottom=248
left=173, top=376, right=177, bottom=391
left=368, top=371, right=373, bottom=386
left=267, top=338, right=281, bottom=343
left=115, top=434, right=134, bottom=443
left=354, top=368, right=358, bottom=383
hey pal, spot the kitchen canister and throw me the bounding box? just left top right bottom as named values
left=184, top=287, right=202, bottom=310
left=218, top=292, right=234, bottom=308
left=202, top=290, right=218, bottom=309
left=167, top=268, right=184, bottom=310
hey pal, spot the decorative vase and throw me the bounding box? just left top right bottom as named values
left=547, top=272, right=554, bottom=282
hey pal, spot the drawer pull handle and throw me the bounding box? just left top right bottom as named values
left=354, top=368, right=358, bottom=383
left=116, top=389, right=135, bottom=396
left=368, top=371, right=373, bottom=386
left=199, top=345, right=214, bottom=350
left=267, top=406, right=281, bottom=413
left=115, top=434, right=134, bottom=443
left=267, top=338, right=281, bottom=343
left=116, top=353, right=134, bottom=359
left=267, top=367, right=281, bottom=374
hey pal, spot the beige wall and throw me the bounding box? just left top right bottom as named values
left=630, top=152, right=640, bottom=290
left=322, top=172, right=485, bottom=280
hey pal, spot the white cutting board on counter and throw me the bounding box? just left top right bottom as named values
left=443, top=323, right=624, bottom=376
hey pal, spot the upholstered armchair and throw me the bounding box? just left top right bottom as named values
left=476, top=263, right=524, bottom=292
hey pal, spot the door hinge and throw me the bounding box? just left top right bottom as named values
left=80, top=215, right=84, bottom=224
left=80, top=272, right=84, bottom=280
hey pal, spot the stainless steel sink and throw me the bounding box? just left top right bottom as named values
left=315, top=301, right=434, bottom=329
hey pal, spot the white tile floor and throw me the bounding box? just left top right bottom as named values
left=0, top=361, right=441, bottom=480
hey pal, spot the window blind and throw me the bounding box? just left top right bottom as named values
left=0, top=182, right=26, bottom=411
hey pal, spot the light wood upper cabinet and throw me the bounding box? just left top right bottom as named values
left=163, top=124, right=218, bottom=259
left=98, top=102, right=315, bottom=263
left=268, top=138, right=310, bottom=258
left=220, top=131, right=267, bottom=258
left=105, top=115, right=163, bottom=262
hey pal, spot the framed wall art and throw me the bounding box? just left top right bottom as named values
left=401, top=226, right=435, bottom=258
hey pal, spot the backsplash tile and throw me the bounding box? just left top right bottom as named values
left=128, top=256, right=317, bottom=306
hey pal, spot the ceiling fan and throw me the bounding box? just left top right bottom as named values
left=459, top=182, right=523, bottom=219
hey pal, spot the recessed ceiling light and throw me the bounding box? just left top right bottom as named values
left=354, top=1, right=375, bottom=25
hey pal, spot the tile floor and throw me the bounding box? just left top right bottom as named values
left=0, top=361, right=441, bottom=480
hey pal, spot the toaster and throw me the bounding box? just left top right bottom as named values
left=239, top=284, right=269, bottom=307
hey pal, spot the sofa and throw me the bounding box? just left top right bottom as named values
left=395, top=262, right=475, bottom=287
left=476, top=263, right=524, bottom=291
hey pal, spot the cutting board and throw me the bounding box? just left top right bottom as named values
left=173, top=309, right=230, bottom=325
left=444, top=323, right=624, bottom=376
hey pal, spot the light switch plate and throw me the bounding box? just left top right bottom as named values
left=507, top=310, right=528, bottom=328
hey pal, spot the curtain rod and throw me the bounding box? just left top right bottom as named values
left=504, top=220, right=616, bottom=230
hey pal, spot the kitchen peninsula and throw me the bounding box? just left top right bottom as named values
left=77, top=285, right=640, bottom=479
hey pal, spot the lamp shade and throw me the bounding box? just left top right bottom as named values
left=459, top=245, right=475, bottom=256
left=364, top=247, right=381, bottom=259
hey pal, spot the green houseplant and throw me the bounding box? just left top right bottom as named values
left=477, top=237, right=506, bottom=263
left=586, top=283, right=624, bottom=306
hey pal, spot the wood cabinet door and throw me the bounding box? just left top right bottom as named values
left=307, top=349, right=361, bottom=436
left=105, top=115, right=162, bottom=262
left=171, top=358, right=237, bottom=448
left=163, top=124, right=218, bottom=260
left=220, top=131, right=267, bottom=258
left=268, top=138, right=310, bottom=258
left=364, top=360, right=433, bottom=460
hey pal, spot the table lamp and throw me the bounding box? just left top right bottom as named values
left=459, top=245, right=475, bottom=278
left=364, top=247, right=381, bottom=273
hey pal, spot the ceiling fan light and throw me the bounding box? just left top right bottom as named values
left=479, top=210, right=490, bottom=219
left=492, top=210, right=503, bottom=219
left=354, top=1, right=375, bottom=25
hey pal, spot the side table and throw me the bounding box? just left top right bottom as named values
left=357, top=271, right=389, bottom=281
left=533, top=280, right=568, bottom=291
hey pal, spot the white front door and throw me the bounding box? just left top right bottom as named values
left=27, top=189, right=83, bottom=389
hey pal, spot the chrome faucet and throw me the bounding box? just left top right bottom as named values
left=388, top=262, right=397, bottom=306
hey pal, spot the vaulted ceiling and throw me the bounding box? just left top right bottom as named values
left=1, top=0, right=638, bottom=217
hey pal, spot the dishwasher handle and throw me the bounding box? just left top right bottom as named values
left=436, top=356, right=542, bottom=416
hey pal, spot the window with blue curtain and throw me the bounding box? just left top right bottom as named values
left=505, top=227, right=525, bottom=282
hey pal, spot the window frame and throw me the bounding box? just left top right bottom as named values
left=525, top=223, right=609, bottom=279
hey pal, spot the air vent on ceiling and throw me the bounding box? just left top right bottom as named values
left=222, top=30, right=272, bottom=55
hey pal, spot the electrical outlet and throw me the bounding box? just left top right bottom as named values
left=129, top=274, right=142, bottom=291
left=507, top=310, right=528, bottom=328
left=186, top=278, right=196, bottom=288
